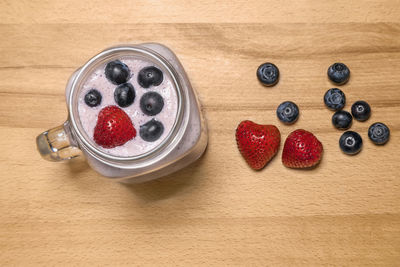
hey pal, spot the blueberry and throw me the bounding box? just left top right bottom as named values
left=140, top=119, right=164, bottom=142
left=140, top=92, right=164, bottom=116
left=276, top=101, right=299, bottom=124
left=114, top=83, right=135, bottom=108
left=332, top=110, right=352, bottom=130
left=368, top=122, right=390, bottom=145
left=327, top=63, right=350, bottom=85
left=138, top=66, right=163, bottom=88
left=84, top=89, right=102, bottom=107
left=257, top=63, right=279, bottom=86
left=105, top=60, right=130, bottom=85
left=324, top=88, right=346, bottom=110
left=351, top=100, right=371, bottom=121
left=339, top=131, right=363, bottom=155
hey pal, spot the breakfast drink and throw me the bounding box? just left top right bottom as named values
left=37, top=44, right=207, bottom=182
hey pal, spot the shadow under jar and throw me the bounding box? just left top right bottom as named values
left=36, top=44, right=208, bottom=183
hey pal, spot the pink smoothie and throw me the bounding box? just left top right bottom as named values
left=77, top=57, right=178, bottom=157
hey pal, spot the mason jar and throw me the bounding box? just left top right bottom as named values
left=36, top=43, right=208, bottom=183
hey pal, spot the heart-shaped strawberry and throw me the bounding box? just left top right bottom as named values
left=235, top=120, right=281, bottom=170
left=93, top=105, right=136, bottom=149
left=282, top=129, right=323, bottom=168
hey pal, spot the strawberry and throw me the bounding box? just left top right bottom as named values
left=93, top=105, right=136, bottom=149
left=235, top=120, right=280, bottom=170
left=282, top=129, right=323, bottom=168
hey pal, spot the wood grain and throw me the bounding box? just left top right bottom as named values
left=1, top=1, right=399, bottom=266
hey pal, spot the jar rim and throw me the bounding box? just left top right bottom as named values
left=68, top=45, right=187, bottom=163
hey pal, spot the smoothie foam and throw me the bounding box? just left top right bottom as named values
left=77, top=57, right=178, bottom=157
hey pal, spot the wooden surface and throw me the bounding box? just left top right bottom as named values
left=1, top=1, right=400, bottom=266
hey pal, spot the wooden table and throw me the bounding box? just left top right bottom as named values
left=1, top=1, right=399, bottom=266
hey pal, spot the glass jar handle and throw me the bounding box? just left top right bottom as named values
left=36, top=121, right=81, bottom=161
